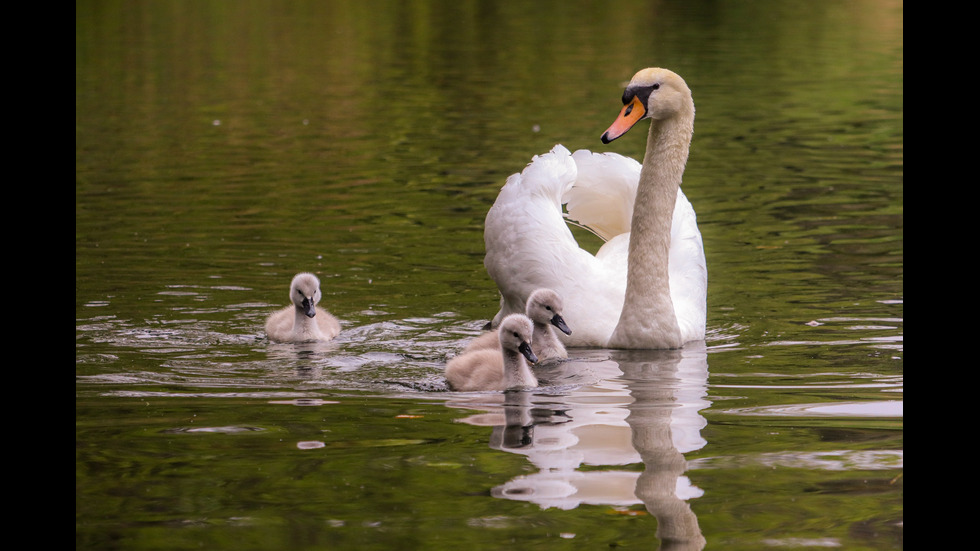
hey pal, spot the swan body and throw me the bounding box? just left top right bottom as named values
left=446, top=314, right=539, bottom=392
left=265, top=272, right=341, bottom=343
left=484, top=68, right=706, bottom=349
left=463, top=288, right=572, bottom=364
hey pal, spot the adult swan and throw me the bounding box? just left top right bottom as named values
left=483, top=68, right=707, bottom=349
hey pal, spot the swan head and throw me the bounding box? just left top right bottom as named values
left=601, top=67, right=693, bottom=144
left=526, top=288, right=572, bottom=336
left=499, top=314, right=538, bottom=365
left=289, top=272, right=322, bottom=318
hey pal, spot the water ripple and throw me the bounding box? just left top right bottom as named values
left=721, top=400, right=902, bottom=418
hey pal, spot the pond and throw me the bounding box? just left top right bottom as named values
left=76, top=1, right=903, bottom=549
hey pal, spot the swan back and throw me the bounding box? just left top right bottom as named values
left=484, top=145, right=626, bottom=341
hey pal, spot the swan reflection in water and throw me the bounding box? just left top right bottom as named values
left=447, top=343, right=709, bottom=550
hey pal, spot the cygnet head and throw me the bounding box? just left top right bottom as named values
left=499, top=313, right=538, bottom=365
left=289, top=272, right=322, bottom=318
left=601, top=67, right=693, bottom=144
left=526, top=288, right=572, bottom=336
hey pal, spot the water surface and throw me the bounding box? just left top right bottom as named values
left=77, top=1, right=903, bottom=549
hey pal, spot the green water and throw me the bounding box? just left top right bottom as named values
left=77, top=1, right=903, bottom=549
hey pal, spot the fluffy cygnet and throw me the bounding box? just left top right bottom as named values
left=463, top=288, right=571, bottom=363
left=445, top=313, right=539, bottom=392
left=265, top=272, right=341, bottom=343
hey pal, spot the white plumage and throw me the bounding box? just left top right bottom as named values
left=484, top=68, right=707, bottom=349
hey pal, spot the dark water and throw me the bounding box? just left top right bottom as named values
left=76, top=1, right=903, bottom=549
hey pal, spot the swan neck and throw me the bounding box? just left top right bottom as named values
left=641, top=112, right=692, bottom=187
left=609, top=113, right=693, bottom=349
left=294, top=305, right=318, bottom=336
left=502, top=349, right=537, bottom=388
left=635, top=117, right=689, bottom=223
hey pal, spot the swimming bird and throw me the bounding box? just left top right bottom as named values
left=445, top=313, right=539, bottom=392
left=483, top=67, right=707, bottom=349
left=265, top=272, right=341, bottom=343
left=463, top=288, right=571, bottom=363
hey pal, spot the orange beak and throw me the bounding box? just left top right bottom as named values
left=601, top=96, right=647, bottom=144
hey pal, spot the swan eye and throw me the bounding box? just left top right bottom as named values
left=652, top=83, right=660, bottom=90
left=624, top=103, right=633, bottom=116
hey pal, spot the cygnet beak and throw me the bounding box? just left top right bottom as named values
left=518, top=341, right=538, bottom=364
left=301, top=297, right=316, bottom=318
left=551, top=314, right=572, bottom=335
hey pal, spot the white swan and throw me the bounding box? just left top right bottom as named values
left=484, top=67, right=706, bottom=349
left=265, top=272, right=341, bottom=343
left=463, top=288, right=571, bottom=363
left=445, top=313, right=539, bottom=392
